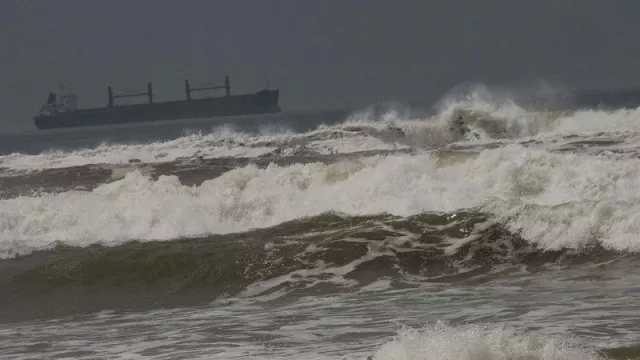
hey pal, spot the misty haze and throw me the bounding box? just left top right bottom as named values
left=1, top=1, right=640, bottom=360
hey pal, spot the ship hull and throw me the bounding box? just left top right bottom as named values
left=34, top=90, right=280, bottom=130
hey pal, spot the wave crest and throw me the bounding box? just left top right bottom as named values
left=3, top=145, right=640, bottom=257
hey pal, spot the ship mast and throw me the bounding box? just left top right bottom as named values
left=108, top=83, right=153, bottom=107
left=184, top=76, right=231, bottom=100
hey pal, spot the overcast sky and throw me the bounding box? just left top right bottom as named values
left=1, top=0, right=640, bottom=132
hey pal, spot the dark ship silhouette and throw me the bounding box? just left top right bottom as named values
left=34, top=76, right=280, bottom=130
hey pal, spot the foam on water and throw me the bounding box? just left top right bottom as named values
left=0, top=128, right=277, bottom=172
left=371, top=322, right=603, bottom=360
left=3, top=144, right=640, bottom=257
left=0, top=123, right=407, bottom=174
left=3, top=289, right=627, bottom=360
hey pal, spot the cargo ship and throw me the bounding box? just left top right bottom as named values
left=33, top=76, right=281, bottom=130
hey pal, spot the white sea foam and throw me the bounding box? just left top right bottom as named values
left=0, top=126, right=409, bottom=174
left=436, top=90, right=640, bottom=142
left=371, top=322, right=603, bottom=360
left=0, top=129, right=277, bottom=173
left=3, top=145, right=640, bottom=257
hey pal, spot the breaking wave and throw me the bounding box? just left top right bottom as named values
left=3, top=144, right=640, bottom=258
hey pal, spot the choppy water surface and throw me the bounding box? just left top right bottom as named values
left=2, top=89, right=640, bottom=359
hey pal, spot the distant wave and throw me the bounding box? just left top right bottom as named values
left=1, top=85, right=639, bottom=173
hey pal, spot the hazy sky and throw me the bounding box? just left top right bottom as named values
left=2, top=0, right=640, bottom=133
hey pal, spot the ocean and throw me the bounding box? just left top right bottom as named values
left=1, top=87, right=640, bottom=359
